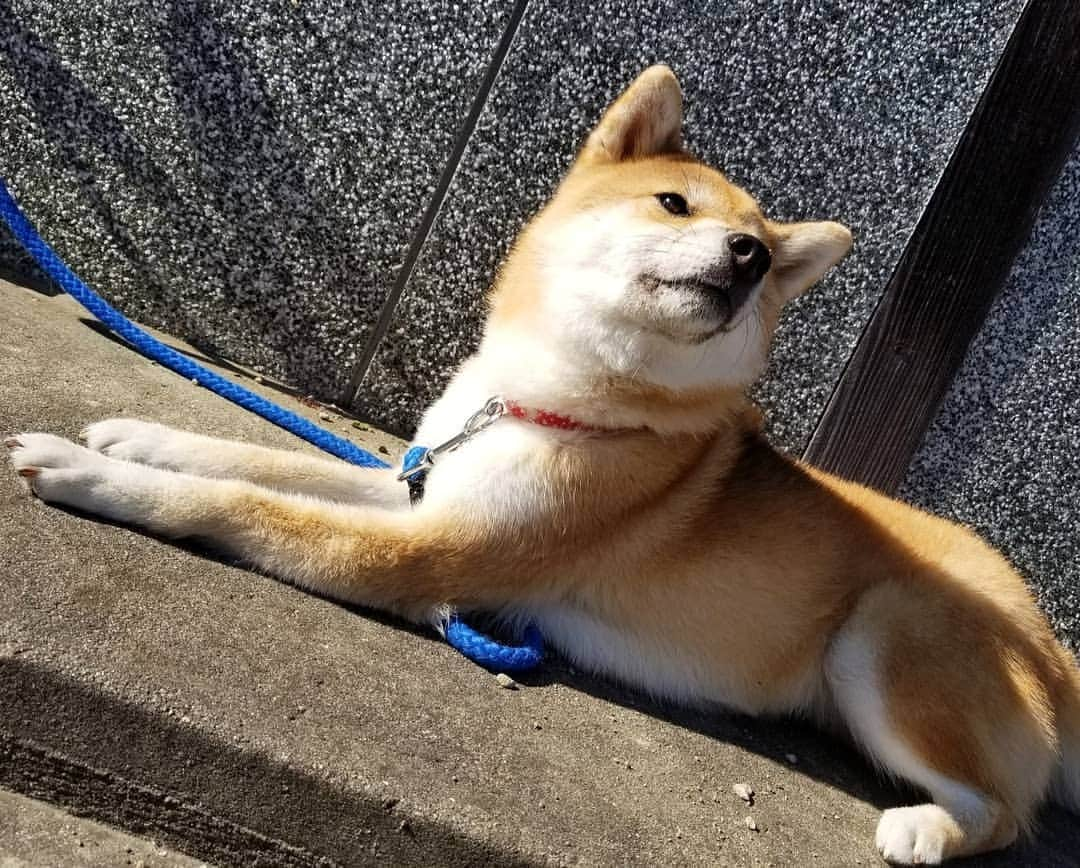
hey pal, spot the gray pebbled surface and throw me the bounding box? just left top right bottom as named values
left=354, top=0, right=1026, bottom=440
left=0, top=0, right=511, bottom=401
left=901, top=146, right=1080, bottom=651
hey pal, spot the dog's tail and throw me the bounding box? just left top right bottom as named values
left=1050, top=649, right=1080, bottom=813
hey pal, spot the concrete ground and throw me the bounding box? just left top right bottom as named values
left=0, top=788, right=207, bottom=867
left=1, top=278, right=1077, bottom=867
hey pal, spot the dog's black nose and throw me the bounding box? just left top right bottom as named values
left=728, top=233, right=771, bottom=283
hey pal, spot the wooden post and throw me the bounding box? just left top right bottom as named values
left=803, top=0, right=1080, bottom=493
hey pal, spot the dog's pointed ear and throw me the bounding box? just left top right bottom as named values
left=578, top=65, right=683, bottom=164
left=769, top=221, right=853, bottom=302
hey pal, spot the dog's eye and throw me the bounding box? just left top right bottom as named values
left=656, top=192, right=690, bottom=216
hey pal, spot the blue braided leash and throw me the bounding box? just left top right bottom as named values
left=0, top=177, right=543, bottom=672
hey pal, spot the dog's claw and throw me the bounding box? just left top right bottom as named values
left=4, top=437, right=22, bottom=449
left=17, top=467, right=38, bottom=478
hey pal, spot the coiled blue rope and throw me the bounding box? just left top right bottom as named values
left=0, top=177, right=543, bottom=672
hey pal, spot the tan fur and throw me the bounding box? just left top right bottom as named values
left=8, top=65, right=1079, bottom=865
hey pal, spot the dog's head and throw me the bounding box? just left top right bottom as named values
left=488, top=65, right=851, bottom=403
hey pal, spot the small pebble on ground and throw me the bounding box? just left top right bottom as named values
left=495, top=673, right=517, bottom=689
left=732, top=782, right=754, bottom=804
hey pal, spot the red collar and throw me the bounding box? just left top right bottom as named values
left=504, top=400, right=600, bottom=432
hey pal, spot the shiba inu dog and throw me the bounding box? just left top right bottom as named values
left=6, top=66, right=1079, bottom=864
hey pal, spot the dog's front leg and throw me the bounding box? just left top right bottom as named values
left=80, top=419, right=408, bottom=509
left=6, top=433, right=498, bottom=621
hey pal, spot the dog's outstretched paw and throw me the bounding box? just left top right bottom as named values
left=4, top=431, right=167, bottom=528
left=5, top=436, right=32, bottom=475
left=81, top=418, right=176, bottom=465
left=7, top=432, right=111, bottom=502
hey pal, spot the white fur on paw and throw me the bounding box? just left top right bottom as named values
left=876, top=805, right=953, bottom=865
left=6, top=431, right=172, bottom=529
left=6, top=432, right=111, bottom=504
left=82, top=418, right=179, bottom=467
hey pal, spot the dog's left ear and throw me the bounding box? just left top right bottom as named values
left=769, top=221, right=853, bottom=302
left=578, top=65, right=683, bottom=164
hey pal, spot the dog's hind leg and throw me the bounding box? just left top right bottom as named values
left=824, top=581, right=1057, bottom=865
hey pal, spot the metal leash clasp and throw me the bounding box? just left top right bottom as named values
left=397, top=396, right=507, bottom=481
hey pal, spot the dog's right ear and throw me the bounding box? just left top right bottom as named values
left=578, top=65, right=683, bottom=165
left=769, top=221, right=853, bottom=302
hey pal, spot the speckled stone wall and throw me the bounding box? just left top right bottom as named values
left=354, top=0, right=1025, bottom=443
left=901, top=146, right=1080, bottom=650
left=0, top=0, right=512, bottom=397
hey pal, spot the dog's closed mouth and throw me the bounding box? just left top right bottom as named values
left=638, top=273, right=728, bottom=297
left=637, top=272, right=752, bottom=335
